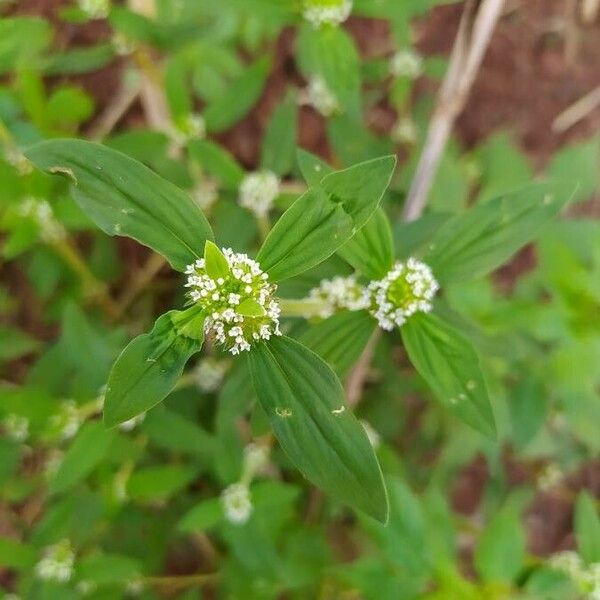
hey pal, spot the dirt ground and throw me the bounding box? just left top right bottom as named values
left=4, top=0, right=600, bottom=565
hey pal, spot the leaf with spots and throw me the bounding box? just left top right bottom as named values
left=248, top=335, right=388, bottom=522
left=25, top=139, right=213, bottom=271
left=401, top=312, right=496, bottom=439
left=257, top=155, right=396, bottom=281
left=104, top=308, right=205, bottom=427
left=422, top=181, right=576, bottom=284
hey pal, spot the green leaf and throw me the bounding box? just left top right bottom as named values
left=297, top=148, right=333, bottom=186
left=297, top=25, right=361, bottom=118
left=337, top=208, right=394, bottom=279
left=247, top=336, right=388, bottom=522
left=75, top=553, right=141, bottom=585
left=575, top=491, right=600, bottom=564
left=188, top=139, right=244, bottom=189
left=204, top=240, right=230, bottom=279
left=103, top=308, right=205, bottom=427
left=127, top=465, right=198, bottom=502
left=300, top=310, right=376, bottom=377
left=178, top=498, right=223, bottom=533
left=0, top=537, right=37, bottom=570
left=423, top=181, right=576, bottom=284
left=237, top=298, right=266, bottom=317
left=204, top=57, right=270, bottom=132
left=401, top=312, right=496, bottom=438
left=49, top=421, right=115, bottom=495
left=261, top=92, right=298, bottom=177
left=257, top=155, right=396, bottom=281
left=25, top=139, right=213, bottom=271
left=474, top=506, right=525, bottom=583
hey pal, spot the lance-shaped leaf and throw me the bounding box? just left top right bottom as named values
left=338, top=208, right=394, bottom=279
left=257, top=155, right=396, bottom=281
left=300, top=310, right=376, bottom=378
left=401, top=313, right=496, bottom=438
left=297, top=148, right=333, bottom=186
left=423, top=180, right=576, bottom=284
left=104, top=308, right=205, bottom=427
left=25, top=139, right=213, bottom=271
left=248, top=336, right=388, bottom=522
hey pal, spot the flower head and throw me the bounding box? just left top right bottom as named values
left=78, top=0, right=110, bottom=19
left=194, top=357, right=229, bottom=392
left=309, top=275, right=370, bottom=318
left=307, top=76, right=340, bottom=117
left=391, top=117, right=418, bottom=146
left=221, top=483, right=252, bottom=524
left=302, top=0, right=352, bottom=27
left=2, top=413, right=29, bottom=443
left=239, top=171, right=279, bottom=218
left=173, top=113, right=206, bottom=144
left=35, top=539, right=75, bottom=583
left=49, top=400, right=82, bottom=441
left=243, top=442, right=269, bottom=477
left=390, top=49, right=424, bottom=79
left=368, top=258, right=438, bottom=330
left=185, top=246, right=281, bottom=355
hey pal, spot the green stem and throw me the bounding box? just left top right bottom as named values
left=257, top=214, right=271, bottom=243
left=142, top=572, right=219, bottom=589
left=279, top=298, right=328, bottom=318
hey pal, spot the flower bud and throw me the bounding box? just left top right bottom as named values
left=309, top=275, right=370, bottom=318
left=221, top=483, right=252, bottom=524
left=302, top=0, right=353, bottom=27
left=239, top=171, right=279, bottom=218
left=390, top=49, right=424, bottom=79
left=35, top=539, right=75, bottom=583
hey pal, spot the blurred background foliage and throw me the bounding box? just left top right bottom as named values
left=0, top=0, right=599, bottom=598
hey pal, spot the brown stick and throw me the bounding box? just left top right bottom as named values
left=402, top=0, right=506, bottom=222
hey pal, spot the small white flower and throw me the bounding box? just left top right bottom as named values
left=49, top=400, right=82, bottom=441
left=194, top=358, right=229, bottom=393
left=309, top=275, right=370, bottom=318
left=368, top=258, right=438, bottom=331
left=221, top=483, right=252, bottom=524
left=549, top=551, right=584, bottom=579
left=360, top=420, right=380, bottom=449
left=243, top=442, right=269, bottom=476
left=18, top=197, right=66, bottom=243
left=537, top=463, right=563, bottom=492
left=78, top=0, right=110, bottom=19
left=2, top=414, right=29, bottom=443
left=44, top=450, right=64, bottom=479
left=119, top=413, right=145, bottom=432
left=185, top=248, right=281, bottom=355
left=173, top=113, right=206, bottom=144
left=239, top=171, right=280, bottom=218
left=193, top=178, right=219, bottom=212
left=390, top=49, right=424, bottom=79
left=391, top=117, right=418, bottom=146
left=306, top=76, right=340, bottom=117
left=35, top=539, right=75, bottom=583
left=5, top=147, right=33, bottom=175
left=302, top=0, right=352, bottom=27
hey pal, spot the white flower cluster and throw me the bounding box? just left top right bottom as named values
left=309, top=275, right=370, bottom=318
left=35, top=539, right=75, bottom=583
left=221, top=483, right=252, bottom=524
left=368, top=258, right=438, bottom=330
left=78, top=0, right=110, bottom=19
left=239, top=171, right=280, bottom=218
left=2, top=413, right=29, bottom=442
left=390, top=49, right=424, bottom=79
left=194, top=357, right=229, bottom=392
left=185, top=249, right=281, bottom=355
left=5, top=147, right=33, bottom=175
left=307, top=76, right=340, bottom=117
left=391, top=117, right=418, bottom=145
left=119, top=413, right=145, bottom=432
left=18, top=198, right=66, bottom=243
left=49, top=400, right=82, bottom=441
left=173, top=113, right=206, bottom=144
left=549, top=551, right=600, bottom=599
left=537, top=463, right=564, bottom=492
left=243, top=442, right=269, bottom=477
left=302, top=0, right=353, bottom=27
left=193, top=178, right=219, bottom=212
